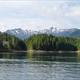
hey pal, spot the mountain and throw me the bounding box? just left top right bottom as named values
left=5, top=28, right=32, bottom=40
left=54, top=28, right=78, bottom=37
left=57, top=28, right=80, bottom=37
left=5, top=27, right=80, bottom=40
left=69, top=29, right=80, bottom=37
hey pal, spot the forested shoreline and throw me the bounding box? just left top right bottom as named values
left=0, top=33, right=80, bottom=51
left=0, top=32, right=26, bottom=51
left=26, top=34, right=79, bottom=51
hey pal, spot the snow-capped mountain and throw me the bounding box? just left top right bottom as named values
left=5, top=28, right=32, bottom=40
left=5, top=27, right=80, bottom=40
left=54, top=28, right=78, bottom=37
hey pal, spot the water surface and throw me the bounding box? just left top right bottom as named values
left=0, top=52, right=80, bottom=80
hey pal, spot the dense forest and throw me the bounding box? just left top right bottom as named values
left=26, top=34, right=80, bottom=51
left=0, top=32, right=80, bottom=51
left=0, top=32, right=26, bottom=51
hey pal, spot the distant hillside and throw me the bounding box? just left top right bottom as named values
left=69, top=29, right=80, bottom=37
left=5, top=28, right=80, bottom=40
left=5, top=28, right=32, bottom=40
left=0, top=32, right=26, bottom=51
left=54, top=28, right=77, bottom=37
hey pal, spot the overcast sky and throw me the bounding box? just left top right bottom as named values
left=0, top=0, right=80, bottom=31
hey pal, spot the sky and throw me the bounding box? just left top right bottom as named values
left=0, top=0, right=80, bottom=31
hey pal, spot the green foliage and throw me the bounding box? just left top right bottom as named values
left=0, top=32, right=26, bottom=51
left=14, top=40, right=27, bottom=50
left=26, top=34, right=79, bottom=51
left=0, top=32, right=80, bottom=51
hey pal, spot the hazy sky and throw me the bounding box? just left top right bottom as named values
left=0, top=0, right=80, bottom=31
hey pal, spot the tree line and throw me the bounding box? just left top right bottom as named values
left=25, top=34, right=80, bottom=51
left=0, top=33, right=80, bottom=51
left=0, top=32, right=26, bottom=51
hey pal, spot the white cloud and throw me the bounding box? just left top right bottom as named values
left=0, top=0, right=79, bottom=31
left=66, top=6, right=80, bottom=16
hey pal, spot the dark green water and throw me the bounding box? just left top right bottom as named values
left=0, top=52, right=80, bottom=80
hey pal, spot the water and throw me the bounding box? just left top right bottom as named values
left=0, top=52, right=80, bottom=80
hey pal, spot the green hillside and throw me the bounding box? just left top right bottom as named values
left=25, top=34, right=80, bottom=51
left=0, top=33, right=80, bottom=51
left=0, top=32, right=26, bottom=51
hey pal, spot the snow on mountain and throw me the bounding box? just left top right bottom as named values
left=6, top=28, right=32, bottom=40
left=5, top=27, right=80, bottom=40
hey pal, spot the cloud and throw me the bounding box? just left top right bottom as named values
left=66, top=6, right=80, bottom=16
left=0, top=0, right=79, bottom=31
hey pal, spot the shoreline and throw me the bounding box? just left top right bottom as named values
left=0, top=49, right=80, bottom=53
left=7, top=50, right=80, bottom=53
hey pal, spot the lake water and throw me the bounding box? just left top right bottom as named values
left=0, top=52, right=80, bottom=80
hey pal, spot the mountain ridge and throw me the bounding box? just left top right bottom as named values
left=5, top=27, right=80, bottom=40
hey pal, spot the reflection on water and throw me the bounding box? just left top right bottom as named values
left=0, top=51, right=78, bottom=62
left=27, top=51, right=77, bottom=62
left=0, top=52, right=79, bottom=80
